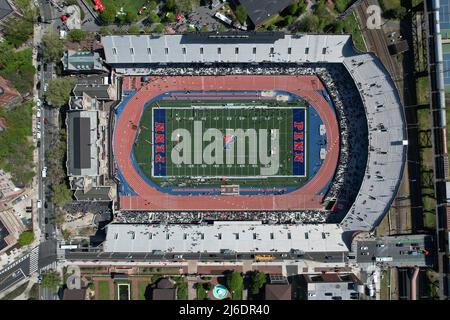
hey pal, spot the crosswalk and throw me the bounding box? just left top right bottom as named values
left=39, top=262, right=57, bottom=273
left=29, top=246, right=39, bottom=275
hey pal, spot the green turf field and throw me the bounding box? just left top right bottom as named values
left=133, top=99, right=308, bottom=188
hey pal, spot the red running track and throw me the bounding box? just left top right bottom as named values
left=115, top=75, right=339, bottom=211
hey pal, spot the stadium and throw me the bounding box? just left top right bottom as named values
left=100, top=33, right=407, bottom=254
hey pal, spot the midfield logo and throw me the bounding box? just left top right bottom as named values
left=169, top=121, right=280, bottom=175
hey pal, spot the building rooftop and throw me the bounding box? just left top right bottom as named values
left=62, top=50, right=106, bottom=73
left=66, top=111, right=98, bottom=177
left=103, top=223, right=348, bottom=253
left=239, top=0, right=293, bottom=26
left=303, top=273, right=362, bottom=300
left=63, top=288, right=86, bottom=300
left=74, top=187, right=111, bottom=201
left=0, top=0, right=13, bottom=21
left=265, top=283, right=292, bottom=300
left=73, top=84, right=114, bottom=100
left=101, top=34, right=355, bottom=68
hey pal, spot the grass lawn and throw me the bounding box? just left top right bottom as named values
left=380, top=269, right=390, bottom=300
left=95, top=0, right=148, bottom=13
left=423, top=201, right=436, bottom=229
left=345, top=13, right=367, bottom=52
left=134, top=99, right=309, bottom=188
left=375, top=210, right=390, bottom=237
left=231, top=289, right=243, bottom=300
left=137, top=281, right=150, bottom=300
left=446, top=95, right=450, bottom=150
left=416, top=77, right=430, bottom=105
left=196, top=284, right=209, bottom=300
left=96, top=280, right=110, bottom=300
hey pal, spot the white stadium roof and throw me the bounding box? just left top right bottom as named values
left=102, top=33, right=407, bottom=235
left=103, top=223, right=347, bottom=253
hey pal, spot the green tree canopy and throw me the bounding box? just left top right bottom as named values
left=0, top=102, right=35, bottom=186
left=226, top=272, right=243, bottom=300
left=52, top=183, right=72, bottom=208
left=99, top=26, right=112, bottom=36
left=127, top=24, right=140, bottom=34
left=148, top=1, right=157, bottom=11
left=334, top=0, right=352, bottom=13
left=249, top=272, right=267, bottom=295
left=165, top=0, right=176, bottom=12
left=42, top=32, right=65, bottom=63
left=18, top=231, right=35, bottom=246
left=152, top=23, right=165, bottom=33
left=99, top=4, right=117, bottom=25
left=147, top=11, right=160, bottom=24
left=235, top=5, right=247, bottom=24
left=298, top=14, right=320, bottom=32
left=41, top=272, right=61, bottom=292
left=125, top=10, right=138, bottom=24
left=67, top=29, right=85, bottom=42
left=164, top=12, right=177, bottom=23
left=44, top=77, right=77, bottom=107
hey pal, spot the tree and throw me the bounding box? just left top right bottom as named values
left=41, top=272, right=61, bottom=292
left=117, top=13, right=127, bottom=25
left=203, top=282, right=212, bottom=291
left=99, top=26, right=112, bottom=36
left=283, top=2, right=299, bottom=16
left=226, top=272, right=243, bottom=300
left=52, top=211, right=66, bottom=227
left=235, top=5, right=247, bottom=24
left=0, top=45, right=35, bottom=94
left=42, top=32, right=65, bottom=63
left=335, top=0, right=351, bottom=13
left=152, top=23, right=165, bottom=33
left=176, top=0, right=200, bottom=13
left=44, top=77, right=77, bottom=107
left=128, top=24, right=140, bottom=34
left=148, top=11, right=160, bottom=24
left=52, top=183, right=72, bottom=208
left=384, top=6, right=407, bottom=20
left=3, top=17, right=34, bottom=48
left=148, top=1, right=157, bottom=11
left=165, top=0, right=176, bottom=11
left=18, top=231, right=34, bottom=246
left=200, top=25, right=209, bottom=32
left=125, top=10, right=138, bottom=24
left=67, top=29, right=85, bottom=42
left=298, top=14, right=320, bottom=32
left=99, top=4, right=117, bottom=25
left=249, top=272, right=267, bottom=295
left=164, top=11, right=177, bottom=23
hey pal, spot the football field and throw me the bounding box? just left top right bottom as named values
left=133, top=99, right=308, bottom=186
